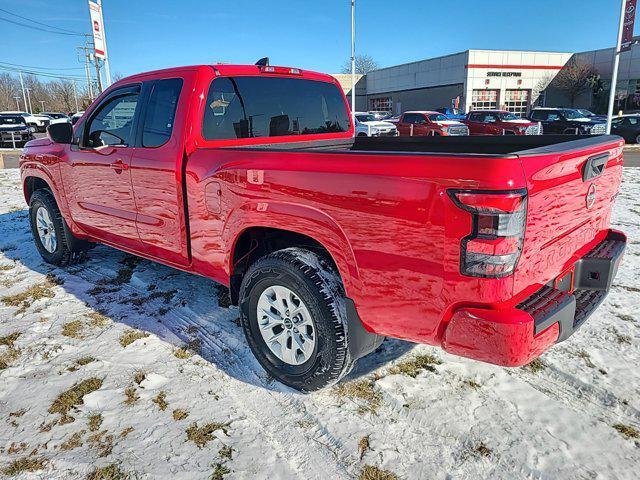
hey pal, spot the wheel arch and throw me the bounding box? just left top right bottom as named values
left=224, top=204, right=361, bottom=306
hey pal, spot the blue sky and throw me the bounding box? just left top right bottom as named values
left=0, top=0, right=632, bottom=81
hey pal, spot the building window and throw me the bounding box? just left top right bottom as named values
left=504, top=89, right=531, bottom=117
left=370, top=97, right=392, bottom=112
left=471, top=90, right=498, bottom=110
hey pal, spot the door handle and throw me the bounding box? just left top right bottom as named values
left=109, top=159, right=129, bottom=172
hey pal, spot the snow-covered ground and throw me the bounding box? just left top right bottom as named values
left=0, top=168, right=638, bottom=480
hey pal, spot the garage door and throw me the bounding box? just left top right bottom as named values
left=505, top=89, right=530, bottom=117
left=471, top=90, right=498, bottom=110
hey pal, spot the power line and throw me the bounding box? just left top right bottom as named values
left=0, top=16, right=85, bottom=36
left=0, top=61, right=85, bottom=72
left=0, top=7, right=84, bottom=35
left=0, top=65, right=88, bottom=81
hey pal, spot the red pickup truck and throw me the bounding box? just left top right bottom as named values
left=20, top=63, right=626, bottom=392
left=464, top=110, right=542, bottom=135
left=395, top=111, right=469, bottom=137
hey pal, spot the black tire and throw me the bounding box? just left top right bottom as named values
left=357, top=132, right=367, bottom=137
left=29, top=189, right=89, bottom=266
left=239, top=248, right=354, bottom=392
left=635, top=134, right=640, bottom=144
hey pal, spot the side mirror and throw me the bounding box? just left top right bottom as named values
left=47, top=122, right=73, bottom=144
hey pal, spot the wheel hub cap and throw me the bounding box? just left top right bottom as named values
left=257, top=285, right=315, bottom=366
left=35, top=206, right=57, bottom=253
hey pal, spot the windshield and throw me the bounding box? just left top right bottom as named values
left=577, top=109, right=595, bottom=117
left=356, top=114, right=376, bottom=122
left=428, top=113, right=448, bottom=122
left=0, top=116, right=26, bottom=126
left=562, top=109, right=587, bottom=120
left=498, top=112, right=520, bottom=121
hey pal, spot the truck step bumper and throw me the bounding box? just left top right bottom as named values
left=442, top=229, right=626, bottom=367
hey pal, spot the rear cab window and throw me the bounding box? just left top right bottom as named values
left=202, top=76, right=350, bottom=140
left=142, top=78, right=183, bottom=147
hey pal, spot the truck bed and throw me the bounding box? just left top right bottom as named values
left=230, top=134, right=620, bottom=156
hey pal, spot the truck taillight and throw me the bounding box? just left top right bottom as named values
left=449, top=189, right=528, bottom=278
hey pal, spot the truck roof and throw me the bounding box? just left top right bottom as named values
left=116, top=64, right=338, bottom=85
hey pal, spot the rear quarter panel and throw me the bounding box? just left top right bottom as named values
left=185, top=148, right=527, bottom=344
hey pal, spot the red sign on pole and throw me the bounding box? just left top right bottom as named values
left=621, top=0, right=638, bottom=52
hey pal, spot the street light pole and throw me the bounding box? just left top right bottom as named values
left=25, top=87, right=33, bottom=114
left=40, top=101, right=45, bottom=112
left=72, top=80, right=79, bottom=112
left=14, top=96, right=20, bottom=110
left=351, top=0, right=356, bottom=114
left=607, top=0, right=627, bottom=134
left=18, top=71, right=28, bottom=113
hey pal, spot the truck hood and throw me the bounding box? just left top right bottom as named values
left=503, top=119, right=535, bottom=124
left=0, top=125, right=29, bottom=132
left=436, top=120, right=465, bottom=126
left=361, top=121, right=396, bottom=128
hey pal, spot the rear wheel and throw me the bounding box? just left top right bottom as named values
left=29, top=189, right=90, bottom=266
left=239, top=248, right=353, bottom=392
left=635, top=134, right=640, bottom=144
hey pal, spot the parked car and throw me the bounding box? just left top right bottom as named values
left=463, top=110, right=542, bottom=135
left=529, top=108, right=607, bottom=135
left=0, top=111, right=49, bottom=132
left=353, top=112, right=398, bottom=137
left=396, top=111, right=469, bottom=136
left=435, top=107, right=467, bottom=121
left=366, top=111, right=392, bottom=121
left=20, top=63, right=625, bottom=391
left=41, top=112, right=71, bottom=125
left=70, top=111, right=85, bottom=125
left=0, top=114, right=35, bottom=147
left=610, top=114, right=640, bottom=143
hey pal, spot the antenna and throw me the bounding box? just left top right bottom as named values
left=255, top=57, right=269, bottom=66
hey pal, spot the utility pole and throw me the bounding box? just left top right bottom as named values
left=78, top=40, right=94, bottom=101
left=607, top=0, right=628, bottom=134
left=40, top=101, right=45, bottom=112
left=13, top=96, right=20, bottom=110
left=93, top=54, right=103, bottom=94
left=18, top=71, right=28, bottom=113
left=350, top=0, right=356, bottom=114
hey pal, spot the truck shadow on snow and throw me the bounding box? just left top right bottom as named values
left=0, top=209, right=414, bottom=391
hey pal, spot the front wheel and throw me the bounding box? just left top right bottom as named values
left=239, top=248, right=353, bottom=392
left=29, top=189, right=89, bottom=266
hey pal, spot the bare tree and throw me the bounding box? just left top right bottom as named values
left=553, top=59, right=598, bottom=107
left=50, top=81, right=76, bottom=113
left=340, top=54, right=379, bottom=75
left=0, top=73, right=20, bottom=110
left=532, top=73, right=554, bottom=106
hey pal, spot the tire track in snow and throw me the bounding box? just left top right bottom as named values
left=508, top=364, right=640, bottom=428
left=63, top=256, right=357, bottom=480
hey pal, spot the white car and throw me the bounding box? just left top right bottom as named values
left=41, top=112, right=71, bottom=125
left=353, top=112, right=398, bottom=137
left=0, top=111, right=49, bottom=132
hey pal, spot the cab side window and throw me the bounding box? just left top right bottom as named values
left=85, top=92, right=139, bottom=148
left=530, top=111, right=548, bottom=121
left=142, top=78, right=183, bottom=147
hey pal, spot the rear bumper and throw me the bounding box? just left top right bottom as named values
left=442, top=229, right=626, bottom=366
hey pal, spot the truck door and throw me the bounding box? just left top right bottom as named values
left=396, top=114, right=411, bottom=135
left=129, top=77, right=190, bottom=266
left=62, top=85, right=142, bottom=249
left=465, top=112, right=483, bottom=135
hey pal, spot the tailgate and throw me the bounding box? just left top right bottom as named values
left=514, top=136, right=625, bottom=295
